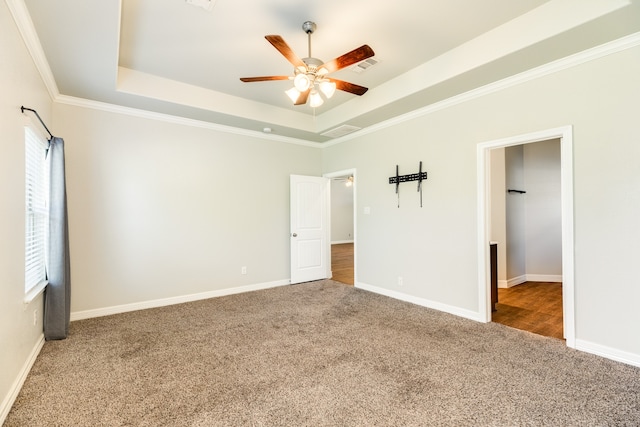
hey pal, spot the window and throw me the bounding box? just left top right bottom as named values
left=25, top=126, right=49, bottom=297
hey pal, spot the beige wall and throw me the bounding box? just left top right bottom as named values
left=0, top=1, right=51, bottom=420
left=322, top=45, right=640, bottom=358
left=330, top=179, right=354, bottom=243
left=523, top=139, right=562, bottom=278
left=52, top=103, right=321, bottom=313
left=489, top=148, right=507, bottom=285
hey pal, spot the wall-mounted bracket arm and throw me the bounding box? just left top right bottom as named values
left=389, top=161, right=428, bottom=207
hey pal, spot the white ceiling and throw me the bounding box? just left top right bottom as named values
left=19, top=0, right=640, bottom=143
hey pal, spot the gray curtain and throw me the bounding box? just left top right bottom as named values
left=44, top=137, right=71, bottom=340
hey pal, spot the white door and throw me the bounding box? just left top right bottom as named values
left=290, top=175, right=330, bottom=284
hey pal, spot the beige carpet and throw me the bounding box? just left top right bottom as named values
left=6, top=280, right=640, bottom=426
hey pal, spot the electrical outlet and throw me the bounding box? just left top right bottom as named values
left=241, top=266, right=247, bottom=275
left=398, top=276, right=403, bottom=286
left=33, top=309, right=38, bottom=326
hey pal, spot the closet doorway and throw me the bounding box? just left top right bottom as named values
left=477, top=127, right=575, bottom=348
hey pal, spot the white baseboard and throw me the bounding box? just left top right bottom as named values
left=502, top=275, right=527, bottom=288
left=0, top=334, right=44, bottom=425
left=331, top=240, right=354, bottom=245
left=355, top=282, right=483, bottom=322
left=575, top=339, right=640, bottom=368
left=356, top=282, right=640, bottom=368
left=500, top=274, right=563, bottom=288
left=526, top=274, right=563, bottom=283
left=70, top=279, right=290, bottom=321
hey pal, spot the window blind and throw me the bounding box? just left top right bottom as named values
left=25, top=126, right=49, bottom=293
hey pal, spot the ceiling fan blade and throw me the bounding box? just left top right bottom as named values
left=327, top=78, right=369, bottom=96
left=319, top=45, right=375, bottom=74
left=265, top=35, right=306, bottom=69
left=294, top=89, right=310, bottom=105
left=240, top=76, right=290, bottom=82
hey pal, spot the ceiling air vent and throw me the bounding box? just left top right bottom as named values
left=350, top=57, right=378, bottom=73
left=321, top=124, right=361, bottom=139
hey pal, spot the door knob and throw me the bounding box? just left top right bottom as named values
left=292, top=233, right=297, bottom=237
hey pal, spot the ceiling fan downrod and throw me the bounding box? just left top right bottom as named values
left=302, top=21, right=317, bottom=58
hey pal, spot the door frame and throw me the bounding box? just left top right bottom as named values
left=476, top=126, right=575, bottom=348
left=323, top=168, right=357, bottom=285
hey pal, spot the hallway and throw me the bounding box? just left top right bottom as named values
left=331, top=243, right=354, bottom=285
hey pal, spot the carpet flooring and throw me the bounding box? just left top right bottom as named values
left=6, top=280, right=640, bottom=426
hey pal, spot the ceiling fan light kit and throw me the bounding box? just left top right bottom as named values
left=240, top=21, right=374, bottom=108
left=285, top=87, right=301, bottom=103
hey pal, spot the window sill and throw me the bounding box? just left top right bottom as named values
left=24, top=280, right=48, bottom=305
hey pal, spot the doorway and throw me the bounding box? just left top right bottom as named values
left=324, top=169, right=356, bottom=286
left=492, top=140, right=563, bottom=339
left=477, top=126, right=575, bottom=348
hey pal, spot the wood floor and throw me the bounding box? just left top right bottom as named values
left=330, top=244, right=562, bottom=340
left=492, top=281, right=564, bottom=340
left=331, top=243, right=354, bottom=285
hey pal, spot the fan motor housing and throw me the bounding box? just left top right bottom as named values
left=302, top=57, right=323, bottom=72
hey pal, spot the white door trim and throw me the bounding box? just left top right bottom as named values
left=324, top=168, right=357, bottom=285
left=476, top=126, right=575, bottom=348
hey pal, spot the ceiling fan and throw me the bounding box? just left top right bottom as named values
left=240, top=21, right=375, bottom=107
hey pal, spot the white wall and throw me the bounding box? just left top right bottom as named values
left=330, top=179, right=354, bottom=243
left=322, top=43, right=640, bottom=359
left=0, top=1, right=51, bottom=421
left=505, top=145, right=527, bottom=281
left=51, top=103, right=321, bottom=314
left=489, top=148, right=507, bottom=285
left=523, top=139, right=562, bottom=279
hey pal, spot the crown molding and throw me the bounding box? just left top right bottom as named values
left=53, top=30, right=640, bottom=149
left=323, top=31, right=640, bottom=147
left=10, top=0, right=639, bottom=150
left=54, top=95, right=323, bottom=148
left=6, top=0, right=59, bottom=101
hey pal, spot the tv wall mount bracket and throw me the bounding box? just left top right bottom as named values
left=389, top=161, right=428, bottom=208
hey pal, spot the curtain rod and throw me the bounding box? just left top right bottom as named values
left=21, top=106, right=54, bottom=140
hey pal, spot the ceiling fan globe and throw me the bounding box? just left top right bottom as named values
left=309, top=90, right=324, bottom=108
left=319, top=80, right=336, bottom=98
left=293, top=73, right=311, bottom=91
left=285, top=87, right=301, bottom=103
